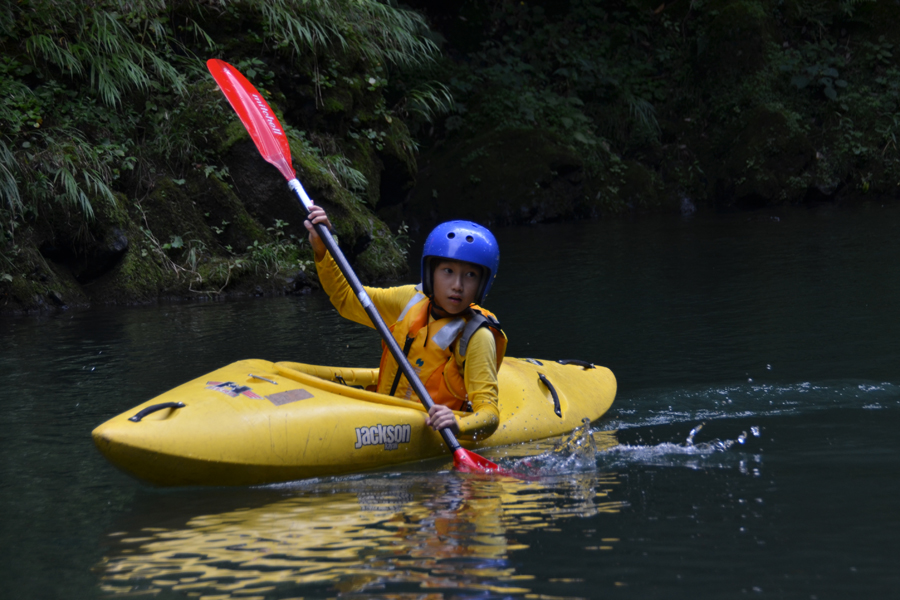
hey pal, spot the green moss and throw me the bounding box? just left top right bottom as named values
left=346, top=135, right=382, bottom=206
left=190, top=174, right=268, bottom=251
left=100, top=239, right=172, bottom=302
left=0, top=240, right=88, bottom=312
left=323, top=92, right=351, bottom=114
left=218, top=119, right=256, bottom=156
left=353, top=219, right=408, bottom=282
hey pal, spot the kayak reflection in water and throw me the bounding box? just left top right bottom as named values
left=305, top=203, right=507, bottom=441
left=96, top=469, right=625, bottom=597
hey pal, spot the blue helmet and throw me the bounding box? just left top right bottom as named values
left=421, top=220, right=500, bottom=304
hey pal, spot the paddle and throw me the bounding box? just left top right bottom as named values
left=206, top=58, right=504, bottom=474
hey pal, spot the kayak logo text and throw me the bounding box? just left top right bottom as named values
left=355, top=424, right=411, bottom=451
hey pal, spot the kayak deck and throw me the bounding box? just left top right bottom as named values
left=92, top=357, right=616, bottom=486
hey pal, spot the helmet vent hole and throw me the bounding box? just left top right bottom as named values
left=466, top=235, right=474, bottom=243
left=446, top=232, right=455, bottom=239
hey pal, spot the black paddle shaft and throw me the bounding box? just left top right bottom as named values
left=290, top=180, right=463, bottom=453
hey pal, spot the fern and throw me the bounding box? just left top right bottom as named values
left=323, top=155, right=368, bottom=193
left=0, top=139, right=23, bottom=217
left=19, top=1, right=185, bottom=106
left=25, top=34, right=83, bottom=76
left=254, top=0, right=438, bottom=67
left=53, top=165, right=95, bottom=220
left=625, top=94, right=660, bottom=136
left=1, top=0, right=442, bottom=251
left=405, top=82, right=455, bottom=123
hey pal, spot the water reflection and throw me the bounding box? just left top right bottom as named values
left=98, top=467, right=624, bottom=598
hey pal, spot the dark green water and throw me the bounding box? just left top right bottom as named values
left=2, top=203, right=899, bottom=599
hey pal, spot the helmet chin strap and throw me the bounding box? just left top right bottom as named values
left=429, top=298, right=442, bottom=318
left=430, top=299, right=452, bottom=320
left=422, top=258, right=435, bottom=297
left=430, top=298, right=471, bottom=320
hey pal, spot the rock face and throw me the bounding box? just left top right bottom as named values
left=406, top=129, right=593, bottom=227
left=713, top=106, right=816, bottom=208
left=1, top=137, right=410, bottom=314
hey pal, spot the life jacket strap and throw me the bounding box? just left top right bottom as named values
left=458, top=310, right=503, bottom=358
left=397, top=284, right=425, bottom=322
left=389, top=335, right=416, bottom=396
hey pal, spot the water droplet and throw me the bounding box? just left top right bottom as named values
left=686, top=423, right=704, bottom=445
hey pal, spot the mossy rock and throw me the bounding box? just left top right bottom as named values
left=713, top=104, right=815, bottom=207
left=322, top=87, right=354, bottom=115
left=407, top=129, right=588, bottom=226
left=140, top=177, right=220, bottom=250
left=84, top=236, right=173, bottom=305
left=225, top=133, right=408, bottom=283
left=619, top=160, right=665, bottom=211
left=0, top=232, right=89, bottom=313
left=188, top=173, right=269, bottom=253
left=374, top=118, right=418, bottom=210
left=33, top=192, right=133, bottom=285
left=350, top=216, right=409, bottom=283
left=220, top=138, right=311, bottom=239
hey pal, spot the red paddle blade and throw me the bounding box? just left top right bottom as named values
left=206, top=58, right=295, bottom=181
left=453, top=447, right=508, bottom=474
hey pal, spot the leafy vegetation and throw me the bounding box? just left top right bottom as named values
left=399, top=0, right=899, bottom=214
left=1, top=0, right=897, bottom=312
left=0, top=0, right=445, bottom=311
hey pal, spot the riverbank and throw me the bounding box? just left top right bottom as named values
left=2, top=0, right=898, bottom=315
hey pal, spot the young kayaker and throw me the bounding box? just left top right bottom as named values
left=304, top=203, right=506, bottom=441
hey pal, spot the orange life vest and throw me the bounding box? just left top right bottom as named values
left=376, top=292, right=507, bottom=410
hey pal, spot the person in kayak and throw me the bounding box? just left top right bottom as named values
left=305, top=203, right=506, bottom=441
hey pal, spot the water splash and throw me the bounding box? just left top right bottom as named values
left=600, top=422, right=763, bottom=473
left=683, top=421, right=761, bottom=452
left=500, top=418, right=599, bottom=475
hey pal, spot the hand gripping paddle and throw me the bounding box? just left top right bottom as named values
left=206, top=58, right=506, bottom=475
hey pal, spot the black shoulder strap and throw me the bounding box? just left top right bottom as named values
left=458, top=309, right=502, bottom=358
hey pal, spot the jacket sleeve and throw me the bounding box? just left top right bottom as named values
left=455, top=327, right=500, bottom=441
left=315, top=250, right=416, bottom=327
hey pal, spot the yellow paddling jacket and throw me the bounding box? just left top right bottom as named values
left=315, top=251, right=506, bottom=440
left=376, top=293, right=507, bottom=411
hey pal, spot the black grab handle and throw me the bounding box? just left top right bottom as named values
left=557, top=359, right=595, bottom=369
left=129, top=402, right=185, bottom=422
left=538, top=374, right=562, bottom=418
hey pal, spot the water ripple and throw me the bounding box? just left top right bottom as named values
left=604, top=380, right=900, bottom=430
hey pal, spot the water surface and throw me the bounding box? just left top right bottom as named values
left=2, top=203, right=899, bottom=598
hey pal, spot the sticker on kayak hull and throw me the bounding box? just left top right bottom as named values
left=266, top=389, right=314, bottom=406
left=206, top=381, right=263, bottom=399
left=355, top=424, right=411, bottom=451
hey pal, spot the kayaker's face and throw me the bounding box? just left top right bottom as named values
left=431, top=260, right=482, bottom=316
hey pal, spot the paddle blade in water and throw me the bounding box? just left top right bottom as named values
left=206, top=58, right=295, bottom=181
left=453, top=448, right=506, bottom=474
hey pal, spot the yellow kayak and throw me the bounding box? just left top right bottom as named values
left=92, top=357, right=616, bottom=486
